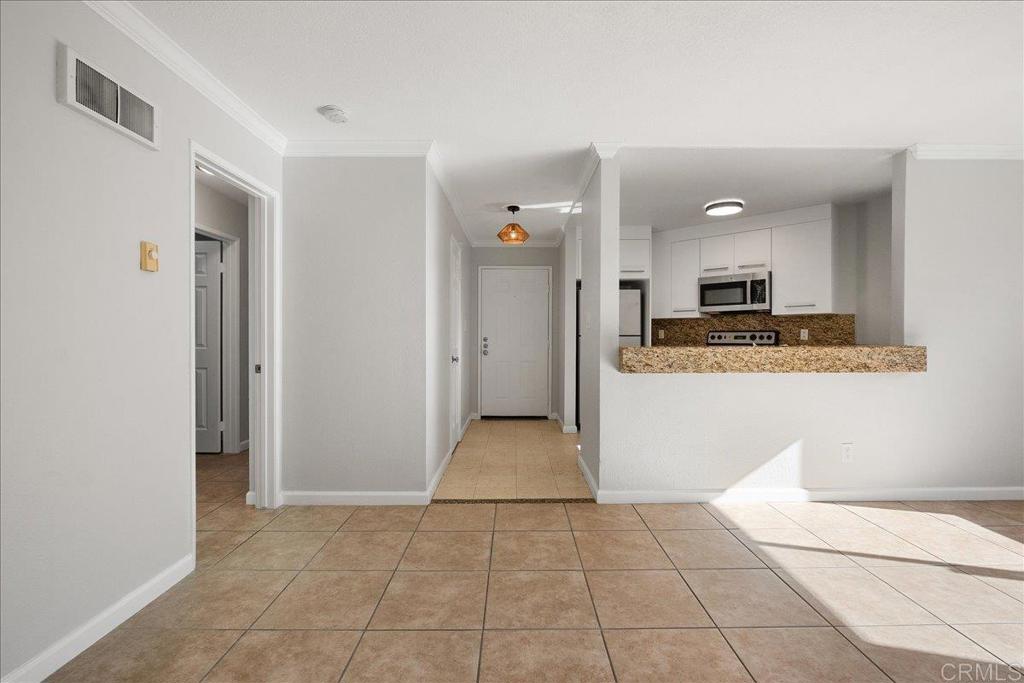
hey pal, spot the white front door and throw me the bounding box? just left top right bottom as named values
left=480, top=267, right=550, bottom=416
left=195, top=239, right=222, bottom=453
left=449, top=239, right=463, bottom=450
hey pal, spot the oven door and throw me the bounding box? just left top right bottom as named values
left=698, top=276, right=751, bottom=313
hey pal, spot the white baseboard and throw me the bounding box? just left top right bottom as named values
left=281, top=490, right=432, bottom=505
left=239, top=439, right=250, bottom=451
left=460, top=415, right=473, bottom=439
left=1, top=554, right=193, bottom=683
left=593, top=486, right=1024, bottom=504
left=244, top=491, right=255, bottom=505
left=576, top=453, right=598, bottom=498
left=553, top=414, right=578, bottom=433
left=469, top=412, right=480, bottom=421
left=427, top=447, right=456, bottom=497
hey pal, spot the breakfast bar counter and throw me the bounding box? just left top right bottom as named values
left=620, top=345, right=927, bottom=374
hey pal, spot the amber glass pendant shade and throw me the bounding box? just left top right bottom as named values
left=497, top=205, right=529, bottom=244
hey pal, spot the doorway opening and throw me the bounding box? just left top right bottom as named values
left=190, top=142, right=281, bottom=559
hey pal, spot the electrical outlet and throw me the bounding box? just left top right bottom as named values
left=658, top=329, right=665, bottom=340
left=799, top=329, right=809, bottom=341
left=841, top=442, right=854, bottom=463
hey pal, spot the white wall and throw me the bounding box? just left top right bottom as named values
left=559, top=230, right=579, bottom=429
left=0, top=2, right=282, bottom=678
left=194, top=182, right=250, bottom=442
left=598, top=156, right=1023, bottom=500
left=578, top=158, right=622, bottom=485
left=466, top=247, right=562, bottom=417
left=855, top=193, right=893, bottom=344
left=425, top=165, right=471, bottom=486
left=282, top=156, right=428, bottom=494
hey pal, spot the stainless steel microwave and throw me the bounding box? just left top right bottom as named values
left=698, top=271, right=771, bottom=313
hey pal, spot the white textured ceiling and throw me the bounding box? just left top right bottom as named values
left=620, top=147, right=894, bottom=230
left=134, top=1, right=1023, bottom=244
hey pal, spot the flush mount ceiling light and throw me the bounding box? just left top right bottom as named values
left=317, top=104, right=348, bottom=123
left=704, top=199, right=745, bottom=217
left=497, top=205, right=530, bottom=245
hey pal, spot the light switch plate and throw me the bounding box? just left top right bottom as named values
left=140, top=241, right=159, bottom=272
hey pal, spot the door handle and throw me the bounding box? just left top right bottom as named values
left=737, top=263, right=767, bottom=269
left=703, top=266, right=729, bottom=272
left=672, top=308, right=696, bottom=312
left=784, top=303, right=817, bottom=308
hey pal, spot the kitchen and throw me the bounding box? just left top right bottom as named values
left=607, top=148, right=926, bottom=376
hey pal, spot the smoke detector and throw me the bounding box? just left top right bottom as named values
left=317, top=105, right=348, bottom=123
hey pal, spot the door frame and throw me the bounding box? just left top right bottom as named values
left=476, top=265, right=552, bottom=417
left=194, top=223, right=244, bottom=454
left=189, top=140, right=283, bottom=541
left=449, top=237, right=463, bottom=451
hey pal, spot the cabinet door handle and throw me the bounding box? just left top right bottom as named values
left=784, top=303, right=817, bottom=308
left=672, top=308, right=696, bottom=312
left=621, top=267, right=645, bottom=272
left=702, top=266, right=730, bottom=272
left=737, top=263, right=767, bottom=269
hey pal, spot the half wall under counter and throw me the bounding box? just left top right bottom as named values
left=620, top=345, right=927, bottom=374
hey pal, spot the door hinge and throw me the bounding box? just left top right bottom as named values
left=218, top=421, right=225, bottom=432
left=255, top=364, right=262, bottom=374
left=218, top=262, right=225, bottom=274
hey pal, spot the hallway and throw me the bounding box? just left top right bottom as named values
left=434, top=419, right=591, bottom=500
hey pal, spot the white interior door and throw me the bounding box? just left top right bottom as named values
left=195, top=239, right=222, bottom=453
left=480, top=267, right=549, bottom=416
left=449, top=239, right=462, bottom=450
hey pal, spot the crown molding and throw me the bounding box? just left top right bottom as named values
left=426, top=143, right=472, bottom=243
left=468, top=239, right=563, bottom=248
left=83, top=0, right=288, bottom=155
left=591, top=142, right=623, bottom=159
left=286, top=139, right=435, bottom=157
left=909, top=144, right=1023, bottom=160
left=557, top=141, right=623, bottom=238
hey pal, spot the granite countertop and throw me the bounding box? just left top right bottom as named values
left=620, top=345, right=927, bottom=374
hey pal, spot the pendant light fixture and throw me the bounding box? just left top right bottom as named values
left=497, top=205, right=529, bottom=245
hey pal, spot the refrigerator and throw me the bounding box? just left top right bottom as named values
left=619, top=289, right=643, bottom=347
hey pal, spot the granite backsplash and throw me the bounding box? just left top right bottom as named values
left=652, top=313, right=855, bottom=346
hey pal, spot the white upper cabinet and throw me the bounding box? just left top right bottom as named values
left=619, top=226, right=652, bottom=280
left=733, top=229, right=772, bottom=272
left=669, top=239, right=700, bottom=317
left=771, top=219, right=833, bottom=315
left=699, top=234, right=735, bottom=275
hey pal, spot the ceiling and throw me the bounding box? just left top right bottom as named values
left=133, top=1, right=1023, bottom=245
left=620, top=147, right=894, bottom=230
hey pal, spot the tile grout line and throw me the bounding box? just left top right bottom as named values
left=567, top=503, right=619, bottom=683
left=476, top=510, right=497, bottom=683
left=636, top=504, right=759, bottom=683
left=725, top=504, right=897, bottom=683
left=335, top=505, right=425, bottom=683
left=196, top=479, right=323, bottom=681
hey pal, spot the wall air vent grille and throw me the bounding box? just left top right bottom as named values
left=58, top=44, right=160, bottom=149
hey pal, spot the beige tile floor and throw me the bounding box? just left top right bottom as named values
left=433, top=419, right=592, bottom=500
left=48, top=454, right=1023, bottom=682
